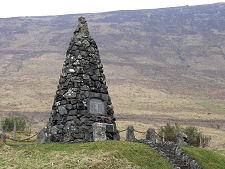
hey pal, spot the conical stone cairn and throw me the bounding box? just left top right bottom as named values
left=37, top=16, right=120, bottom=143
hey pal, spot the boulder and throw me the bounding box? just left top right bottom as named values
left=36, top=128, right=50, bottom=144
left=176, top=133, right=188, bottom=146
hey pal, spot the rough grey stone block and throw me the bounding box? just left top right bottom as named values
left=36, top=128, right=49, bottom=144
left=126, top=125, right=136, bottom=142
left=58, top=106, right=67, bottom=115
left=146, top=128, right=156, bottom=143
left=176, top=133, right=188, bottom=146
left=92, top=123, right=106, bottom=141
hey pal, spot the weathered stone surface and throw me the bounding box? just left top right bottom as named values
left=58, top=106, right=67, bottom=115
left=92, top=123, right=106, bottom=141
left=36, top=128, right=50, bottom=144
left=126, top=125, right=136, bottom=142
left=38, top=16, right=119, bottom=143
left=0, top=130, right=6, bottom=143
left=176, top=133, right=188, bottom=146
left=146, top=128, right=156, bottom=143
left=89, top=98, right=105, bottom=115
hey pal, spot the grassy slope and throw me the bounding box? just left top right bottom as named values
left=182, top=146, right=225, bottom=169
left=1, top=141, right=225, bottom=169
left=0, top=141, right=173, bottom=169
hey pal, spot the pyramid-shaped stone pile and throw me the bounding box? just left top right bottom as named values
left=37, top=16, right=119, bottom=143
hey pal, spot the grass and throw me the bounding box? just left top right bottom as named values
left=0, top=141, right=173, bottom=169
left=182, top=146, right=225, bottom=169
left=200, top=101, right=225, bottom=114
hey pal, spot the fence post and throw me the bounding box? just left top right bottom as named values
left=14, top=121, right=16, bottom=140
left=146, top=128, right=156, bottom=144
left=162, top=132, right=165, bottom=142
left=200, top=136, right=202, bottom=148
left=29, top=123, right=32, bottom=134
left=126, top=125, right=136, bottom=142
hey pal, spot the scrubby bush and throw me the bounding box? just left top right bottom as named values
left=158, top=123, right=211, bottom=147
left=158, top=123, right=182, bottom=142
left=183, top=126, right=211, bottom=147
left=1, top=117, right=26, bottom=132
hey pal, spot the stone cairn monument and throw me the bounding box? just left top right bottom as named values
left=37, top=16, right=119, bottom=143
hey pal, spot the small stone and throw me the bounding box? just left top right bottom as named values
left=67, top=116, right=78, bottom=121
left=95, top=69, right=101, bottom=76
left=73, top=60, right=80, bottom=66
left=81, top=85, right=89, bottom=91
left=77, top=55, right=82, bottom=60
left=69, top=110, right=77, bottom=115
left=80, top=117, right=87, bottom=123
left=97, top=63, right=103, bottom=69
left=63, top=90, right=77, bottom=99
left=81, top=51, right=87, bottom=56
left=59, top=77, right=65, bottom=83
left=88, top=47, right=95, bottom=53
left=83, top=74, right=90, bottom=80
left=66, top=104, right=73, bottom=110
left=68, top=69, right=75, bottom=73
left=71, top=77, right=82, bottom=83
left=60, top=100, right=67, bottom=105
left=55, top=101, right=60, bottom=106
left=51, top=126, right=58, bottom=135
left=58, top=106, right=67, bottom=115
left=82, top=40, right=90, bottom=47
left=75, top=41, right=82, bottom=46
left=70, top=99, right=77, bottom=105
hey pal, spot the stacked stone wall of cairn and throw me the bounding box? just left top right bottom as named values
left=37, top=16, right=119, bottom=143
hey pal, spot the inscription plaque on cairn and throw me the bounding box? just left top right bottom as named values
left=37, top=16, right=120, bottom=143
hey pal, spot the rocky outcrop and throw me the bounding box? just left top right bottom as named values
left=37, top=16, right=119, bottom=143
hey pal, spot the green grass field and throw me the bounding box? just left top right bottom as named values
left=0, top=141, right=173, bottom=169
left=1, top=140, right=225, bottom=169
left=182, top=146, right=225, bottom=169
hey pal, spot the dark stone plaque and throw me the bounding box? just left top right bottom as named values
left=89, top=99, right=105, bottom=114
left=106, top=124, right=114, bottom=132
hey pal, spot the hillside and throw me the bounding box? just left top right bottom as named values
left=0, top=3, right=225, bottom=148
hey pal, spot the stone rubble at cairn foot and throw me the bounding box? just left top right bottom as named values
left=37, top=16, right=119, bottom=143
